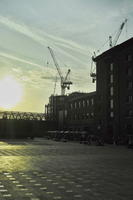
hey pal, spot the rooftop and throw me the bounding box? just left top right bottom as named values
left=94, top=37, right=133, bottom=61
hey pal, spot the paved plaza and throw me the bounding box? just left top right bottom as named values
left=0, top=138, right=132, bottom=200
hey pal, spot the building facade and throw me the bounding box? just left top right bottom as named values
left=65, top=92, right=97, bottom=133
left=94, top=37, right=133, bottom=143
left=45, top=38, right=133, bottom=144
left=45, top=95, right=68, bottom=129
left=45, top=92, right=97, bottom=133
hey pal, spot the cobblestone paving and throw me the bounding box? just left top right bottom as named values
left=0, top=139, right=132, bottom=200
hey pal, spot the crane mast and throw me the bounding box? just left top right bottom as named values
left=90, top=19, right=128, bottom=83
left=109, top=19, right=127, bottom=48
left=48, top=47, right=63, bottom=82
left=53, top=76, right=58, bottom=96
left=48, top=46, right=72, bottom=95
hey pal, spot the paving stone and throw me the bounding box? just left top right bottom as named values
left=0, top=139, right=132, bottom=200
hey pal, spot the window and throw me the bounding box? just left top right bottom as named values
left=64, top=110, right=67, bottom=118
left=90, top=112, right=94, bottom=118
left=127, top=55, right=132, bottom=62
left=72, top=114, right=75, bottom=120
left=110, top=63, right=114, bottom=71
left=128, top=110, right=133, bottom=117
left=75, top=102, right=77, bottom=109
left=83, top=100, right=85, bottom=107
left=74, top=114, right=77, bottom=120
left=59, top=97, right=64, bottom=101
left=110, top=111, right=114, bottom=118
left=128, top=95, right=133, bottom=103
left=82, top=114, right=85, bottom=120
left=127, top=81, right=133, bottom=89
left=110, top=99, right=114, bottom=109
left=127, top=68, right=132, bottom=76
left=91, top=98, right=94, bottom=105
left=110, top=87, right=114, bottom=96
left=79, top=101, right=81, bottom=108
left=86, top=113, right=89, bottom=118
left=87, top=99, right=89, bottom=106
left=110, top=74, right=113, bottom=83
left=70, top=103, right=73, bottom=109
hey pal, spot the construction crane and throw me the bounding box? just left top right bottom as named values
left=90, top=51, right=97, bottom=83
left=90, top=19, right=128, bottom=83
left=48, top=46, right=72, bottom=95
left=109, top=19, right=127, bottom=48
left=53, top=76, right=58, bottom=96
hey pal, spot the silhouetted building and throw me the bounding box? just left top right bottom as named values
left=65, top=92, right=97, bottom=133
left=45, top=92, right=97, bottom=133
left=94, top=37, right=133, bottom=143
left=45, top=38, right=133, bottom=144
left=45, top=95, right=68, bottom=129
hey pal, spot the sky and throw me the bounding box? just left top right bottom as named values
left=0, top=0, right=132, bottom=112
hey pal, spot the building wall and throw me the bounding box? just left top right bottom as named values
left=45, top=38, right=133, bottom=143
left=45, top=92, right=97, bottom=133
left=95, top=38, right=133, bottom=143
left=65, top=92, right=97, bottom=134
left=45, top=95, right=68, bottom=129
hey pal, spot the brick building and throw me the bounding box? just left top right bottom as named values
left=45, top=38, right=133, bottom=144
left=65, top=92, right=97, bottom=133
left=45, top=92, right=97, bottom=133
left=94, top=37, right=133, bottom=143
left=45, top=95, right=68, bottom=129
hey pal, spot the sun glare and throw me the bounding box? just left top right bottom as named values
left=0, top=76, right=23, bottom=109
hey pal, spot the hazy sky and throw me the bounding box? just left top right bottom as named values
left=0, top=0, right=132, bottom=112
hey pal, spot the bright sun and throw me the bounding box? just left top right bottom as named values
left=0, top=76, right=23, bottom=109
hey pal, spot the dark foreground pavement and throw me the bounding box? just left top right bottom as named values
left=0, top=138, right=132, bottom=200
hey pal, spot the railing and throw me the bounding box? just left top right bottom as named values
left=0, top=111, right=45, bottom=121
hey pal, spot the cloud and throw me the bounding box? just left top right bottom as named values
left=0, top=52, right=44, bottom=68
left=0, top=51, right=57, bottom=88
left=41, top=76, right=59, bottom=81
left=0, top=15, right=92, bottom=65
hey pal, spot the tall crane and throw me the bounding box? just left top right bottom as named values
left=53, top=76, right=58, bottom=96
left=48, top=46, right=72, bottom=95
left=90, top=52, right=96, bottom=83
left=109, top=19, right=127, bottom=48
left=90, top=19, right=128, bottom=83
